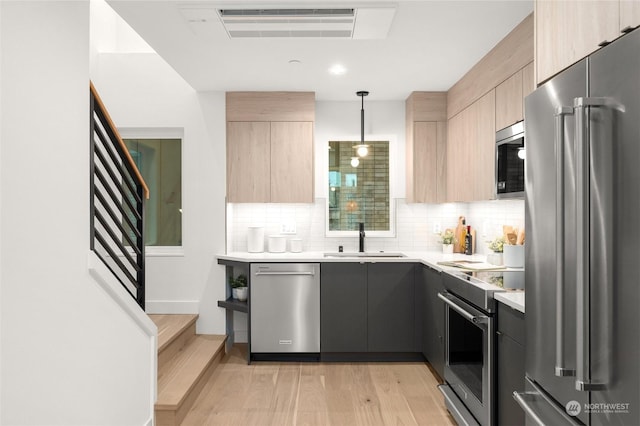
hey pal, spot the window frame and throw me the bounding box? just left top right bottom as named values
left=325, top=134, right=397, bottom=238
left=119, top=127, right=185, bottom=256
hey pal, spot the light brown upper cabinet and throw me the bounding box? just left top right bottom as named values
left=495, top=70, right=523, bottom=131
left=405, top=92, right=447, bottom=203
left=620, top=1, right=640, bottom=32
left=270, top=122, right=314, bottom=203
left=227, top=122, right=272, bottom=203
left=495, top=61, right=535, bottom=131
left=447, top=90, right=496, bottom=203
left=535, top=0, right=619, bottom=84
left=226, top=92, right=315, bottom=203
left=447, top=14, right=533, bottom=120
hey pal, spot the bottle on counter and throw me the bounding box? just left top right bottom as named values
left=465, top=225, right=473, bottom=255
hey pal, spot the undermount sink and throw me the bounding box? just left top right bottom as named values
left=323, top=252, right=407, bottom=258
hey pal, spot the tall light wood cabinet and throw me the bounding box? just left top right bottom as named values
left=536, top=0, right=620, bottom=83
left=226, top=92, right=315, bottom=203
left=447, top=90, right=495, bottom=202
left=405, top=92, right=447, bottom=203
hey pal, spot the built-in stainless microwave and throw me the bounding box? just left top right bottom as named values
left=496, top=121, right=524, bottom=199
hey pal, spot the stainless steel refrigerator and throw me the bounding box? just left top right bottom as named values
left=516, top=29, right=640, bottom=425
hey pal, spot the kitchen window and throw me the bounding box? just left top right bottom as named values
left=327, top=138, right=395, bottom=237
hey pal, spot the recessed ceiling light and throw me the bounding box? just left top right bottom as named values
left=288, top=59, right=302, bottom=65
left=329, top=64, right=347, bottom=76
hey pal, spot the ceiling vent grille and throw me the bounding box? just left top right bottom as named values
left=217, top=8, right=357, bottom=38
left=178, top=5, right=396, bottom=40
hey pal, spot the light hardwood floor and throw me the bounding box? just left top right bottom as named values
left=182, top=345, right=455, bottom=426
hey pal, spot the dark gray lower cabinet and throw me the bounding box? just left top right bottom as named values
left=367, top=263, right=415, bottom=352
left=497, top=302, right=525, bottom=426
left=421, top=265, right=445, bottom=379
left=320, top=262, right=415, bottom=353
left=320, top=263, right=367, bottom=352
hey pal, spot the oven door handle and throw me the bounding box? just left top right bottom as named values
left=438, top=292, right=489, bottom=324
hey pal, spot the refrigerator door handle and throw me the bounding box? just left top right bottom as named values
left=573, top=96, right=621, bottom=392
left=553, top=106, right=576, bottom=378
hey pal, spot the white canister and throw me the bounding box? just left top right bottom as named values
left=290, top=238, right=303, bottom=253
left=247, top=226, right=264, bottom=253
left=503, top=244, right=524, bottom=268
left=268, top=235, right=286, bottom=253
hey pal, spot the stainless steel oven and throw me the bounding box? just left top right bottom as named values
left=438, top=271, right=509, bottom=426
left=496, top=120, right=525, bottom=199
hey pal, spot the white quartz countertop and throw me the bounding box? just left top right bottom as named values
left=218, top=250, right=489, bottom=272
left=494, top=292, right=525, bottom=313
left=218, top=250, right=526, bottom=313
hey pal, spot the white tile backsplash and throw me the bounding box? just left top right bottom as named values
left=227, top=198, right=524, bottom=255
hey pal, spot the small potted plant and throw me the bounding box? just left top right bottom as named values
left=229, top=274, right=248, bottom=301
left=439, top=229, right=455, bottom=254
left=487, top=236, right=505, bottom=265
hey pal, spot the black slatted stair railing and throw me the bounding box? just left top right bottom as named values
left=89, top=82, right=149, bottom=309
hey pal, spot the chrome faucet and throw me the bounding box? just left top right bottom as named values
left=359, top=222, right=365, bottom=253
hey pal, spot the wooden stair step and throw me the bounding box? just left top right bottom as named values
left=150, top=314, right=198, bottom=353
left=149, top=314, right=198, bottom=370
left=156, top=334, right=227, bottom=426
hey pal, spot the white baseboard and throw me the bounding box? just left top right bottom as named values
left=145, top=300, right=199, bottom=314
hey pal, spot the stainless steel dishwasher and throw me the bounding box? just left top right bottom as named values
left=250, top=263, right=320, bottom=355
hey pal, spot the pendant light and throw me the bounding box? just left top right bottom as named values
left=353, top=90, right=369, bottom=157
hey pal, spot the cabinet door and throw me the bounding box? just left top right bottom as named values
left=446, top=108, right=471, bottom=202
left=472, top=90, right=496, bottom=201
left=495, top=70, right=523, bottom=131
left=367, top=263, right=415, bottom=352
left=536, top=0, right=619, bottom=83
left=436, top=121, right=448, bottom=203
left=227, top=122, right=271, bottom=202
left=320, top=263, right=367, bottom=352
left=497, top=332, right=525, bottom=426
left=270, top=121, right=314, bottom=203
left=621, top=0, right=640, bottom=32
left=446, top=91, right=494, bottom=202
left=422, top=266, right=445, bottom=379
left=413, top=122, right=438, bottom=202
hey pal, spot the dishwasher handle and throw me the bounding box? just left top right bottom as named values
left=254, top=271, right=316, bottom=277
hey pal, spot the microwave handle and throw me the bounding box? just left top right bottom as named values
left=553, top=106, right=576, bottom=378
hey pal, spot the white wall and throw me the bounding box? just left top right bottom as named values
left=1, top=2, right=154, bottom=425
left=91, top=53, right=227, bottom=334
